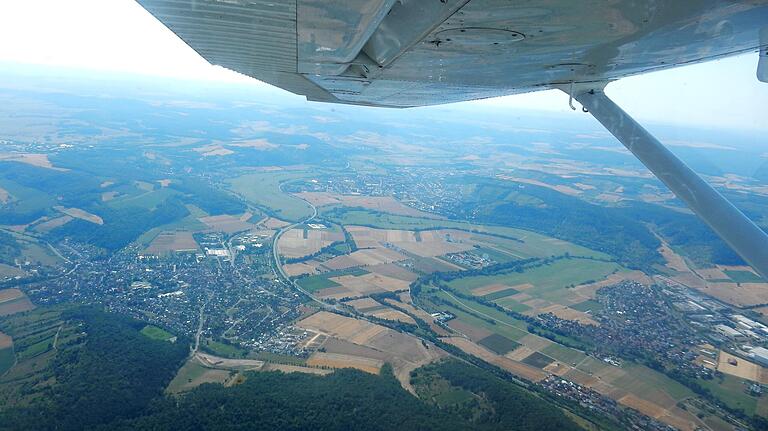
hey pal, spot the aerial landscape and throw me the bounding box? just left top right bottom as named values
left=0, top=63, right=767, bottom=431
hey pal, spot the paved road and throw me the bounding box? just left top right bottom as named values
left=270, top=194, right=341, bottom=311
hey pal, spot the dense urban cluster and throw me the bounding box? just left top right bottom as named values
left=20, top=233, right=306, bottom=357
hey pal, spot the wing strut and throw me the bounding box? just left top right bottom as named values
left=565, top=86, right=768, bottom=279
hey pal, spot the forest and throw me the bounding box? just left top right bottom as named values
left=0, top=307, right=189, bottom=431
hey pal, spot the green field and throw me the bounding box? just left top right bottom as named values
left=0, top=347, right=14, bottom=375
left=228, top=171, right=315, bottom=221
left=323, top=208, right=611, bottom=260
left=429, top=289, right=529, bottom=341
left=202, top=339, right=248, bottom=358
left=294, top=267, right=369, bottom=292
left=612, top=363, right=693, bottom=402
left=250, top=351, right=307, bottom=366
left=540, top=343, right=589, bottom=366
left=699, top=374, right=761, bottom=416
left=108, top=187, right=180, bottom=210
left=296, top=276, right=342, bottom=292
left=447, top=258, right=621, bottom=303
left=570, top=300, right=603, bottom=314
left=0, top=179, right=56, bottom=215
left=521, top=351, right=555, bottom=369
left=477, top=333, right=520, bottom=355
left=428, top=287, right=590, bottom=349
left=482, top=288, right=520, bottom=301
left=166, top=360, right=227, bottom=394
left=140, top=325, right=175, bottom=341
left=493, top=297, right=532, bottom=313
left=724, top=269, right=764, bottom=283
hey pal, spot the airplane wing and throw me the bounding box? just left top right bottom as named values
left=136, top=0, right=768, bottom=279
left=137, top=0, right=767, bottom=107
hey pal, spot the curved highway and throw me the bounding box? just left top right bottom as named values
left=271, top=195, right=338, bottom=310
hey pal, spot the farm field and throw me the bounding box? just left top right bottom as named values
left=418, top=284, right=702, bottom=430
left=228, top=171, right=316, bottom=221
left=134, top=205, right=210, bottom=247
left=323, top=209, right=611, bottom=259
left=0, top=332, right=13, bottom=375
left=198, top=213, right=257, bottom=233
left=447, top=258, right=621, bottom=299
left=0, top=264, right=25, bottom=279
left=296, top=311, right=446, bottom=389
left=142, top=231, right=198, bottom=255
left=716, top=350, right=768, bottom=384
left=53, top=206, right=103, bottom=225
left=445, top=258, right=622, bottom=322
left=278, top=227, right=344, bottom=259
left=343, top=298, right=416, bottom=324
left=166, top=358, right=235, bottom=394
left=296, top=192, right=443, bottom=219
left=698, top=373, right=765, bottom=418
left=140, top=325, right=176, bottom=341
left=0, top=289, right=35, bottom=317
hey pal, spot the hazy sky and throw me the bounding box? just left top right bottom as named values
left=0, top=0, right=766, bottom=130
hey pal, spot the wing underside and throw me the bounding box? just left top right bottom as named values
left=137, top=0, right=768, bottom=107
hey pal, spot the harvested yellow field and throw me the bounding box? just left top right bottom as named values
left=101, top=191, right=119, bottom=202
left=343, top=298, right=416, bottom=324
left=506, top=346, right=536, bottom=361
left=517, top=334, right=554, bottom=351
left=698, top=282, right=768, bottom=307
left=0, top=153, right=67, bottom=171
left=346, top=226, right=472, bottom=257
left=199, top=214, right=255, bottom=233
left=717, top=350, right=768, bottom=383
left=348, top=273, right=410, bottom=292
left=284, top=261, right=321, bottom=277
left=497, top=176, right=583, bottom=196
left=0, top=289, right=35, bottom=316
left=297, top=312, right=446, bottom=390
left=316, top=273, right=412, bottom=300
left=697, top=267, right=728, bottom=280
left=144, top=231, right=198, bottom=255
left=295, top=192, right=440, bottom=218
left=618, top=395, right=700, bottom=431
left=33, top=216, right=73, bottom=233
left=0, top=331, right=11, bottom=349
left=367, top=263, right=418, bottom=282
left=343, top=297, right=382, bottom=310
left=323, top=248, right=408, bottom=270
left=307, top=352, right=383, bottom=374
left=384, top=298, right=452, bottom=336
left=54, top=206, right=103, bottom=225
left=263, top=217, right=290, bottom=229
left=446, top=319, right=492, bottom=341
left=194, top=143, right=234, bottom=157
left=278, top=228, right=344, bottom=258
left=297, top=311, right=386, bottom=344
left=0, top=289, right=27, bottom=303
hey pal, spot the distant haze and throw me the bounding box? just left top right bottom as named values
left=0, top=0, right=766, bottom=131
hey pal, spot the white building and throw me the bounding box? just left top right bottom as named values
left=750, top=347, right=768, bottom=367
